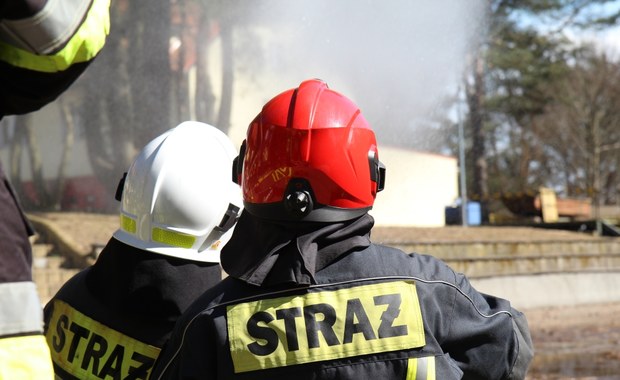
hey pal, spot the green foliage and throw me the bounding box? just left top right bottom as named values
left=462, top=0, right=620, bottom=211
left=486, top=24, right=571, bottom=119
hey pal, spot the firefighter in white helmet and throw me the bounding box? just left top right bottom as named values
left=43, top=121, right=242, bottom=380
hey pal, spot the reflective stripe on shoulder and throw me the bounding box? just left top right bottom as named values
left=0, top=335, right=54, bottom=378
left=226, top=280, right=426, bottom=373
left=0, top=0, right=91, bottom=54
left=45, top=299, right=161, bottom=379
left=0, top=0, right=110, bottom=72
left=0, top=281, right=43, bottom=336
left=406, top=356, right=436, bottom=380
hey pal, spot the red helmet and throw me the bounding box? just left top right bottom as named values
left=234, top=79, right=385, bottom=222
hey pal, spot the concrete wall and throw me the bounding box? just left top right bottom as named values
left=471, top=272, right=620, bottom=310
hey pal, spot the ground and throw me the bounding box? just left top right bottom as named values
left=524, top=303, right=620, bottom=379
left=30, top=212, right=620, bottom=379
left=30, top=211, right=603, bottom=253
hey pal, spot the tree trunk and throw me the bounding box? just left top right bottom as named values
left=467, top=53, right=489, bottom=221
left=52, top=100, right=75, bottom=210
left=130, top=0, right=171, bottom=147
left=24, top=116, right=52, bottom=208
left=196, top=17, right=216, bottom=124
left=217, top=21, right=234, bottom=135
left=10, top=117, right=25, bottom=204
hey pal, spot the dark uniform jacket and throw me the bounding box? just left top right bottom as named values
left=151, top=213, right=533, bottom=379
left=0, top=161, right=55, bottom=377
left=43, top=237, right=222, bottom=380
left=0, top=0, right=110, bottom=117
left=1, top=0, right=109, bottom=376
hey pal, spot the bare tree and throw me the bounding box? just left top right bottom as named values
left=536, top=49, right=620, bottom=205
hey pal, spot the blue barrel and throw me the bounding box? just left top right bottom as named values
left=466, top=202, right=481, bottom=226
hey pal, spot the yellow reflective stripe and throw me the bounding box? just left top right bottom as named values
left=45, top=299, right=161, bottom=379
left=0, top=335, right=54, bottom=379
left=120, top=214, right=136, bottom=234
left=227, top=281, right=425, bottom=373
left=120, top=216, right=197, bottom=249
left=406, top=356, right=436, bottom=380
left=406, top=357, right=417, bottom=380
left=0, top=0, right=110, bottom=72
left=152, top=227, right=196, bottom=249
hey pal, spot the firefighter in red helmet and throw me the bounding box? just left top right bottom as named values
left=151, top=79, right=533, bottom=380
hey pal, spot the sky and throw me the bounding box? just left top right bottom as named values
left=582, top=25, right=620, bottom=57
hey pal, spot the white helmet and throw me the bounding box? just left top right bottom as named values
left=112, top=121, right=243, bottom=263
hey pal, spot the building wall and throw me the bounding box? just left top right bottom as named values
left=0, top=105, right=94, bottom=181
left=2, top=107, right=459, bottom=225
left=370, top=147, right=458, bottom=227
left=0, top=105, right=109, bottom=211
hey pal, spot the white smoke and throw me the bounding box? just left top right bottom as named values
left=229, top=0, right=486, bottom=147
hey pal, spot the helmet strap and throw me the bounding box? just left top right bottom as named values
left=197, top=203, right=241, bottom=252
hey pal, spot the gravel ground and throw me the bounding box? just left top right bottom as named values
left=30, top=212, right=620, bottom=379
left=524, top=302, right=620, bottom=379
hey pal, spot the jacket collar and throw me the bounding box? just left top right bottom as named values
left=221, top=212, right=374, bottom=287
